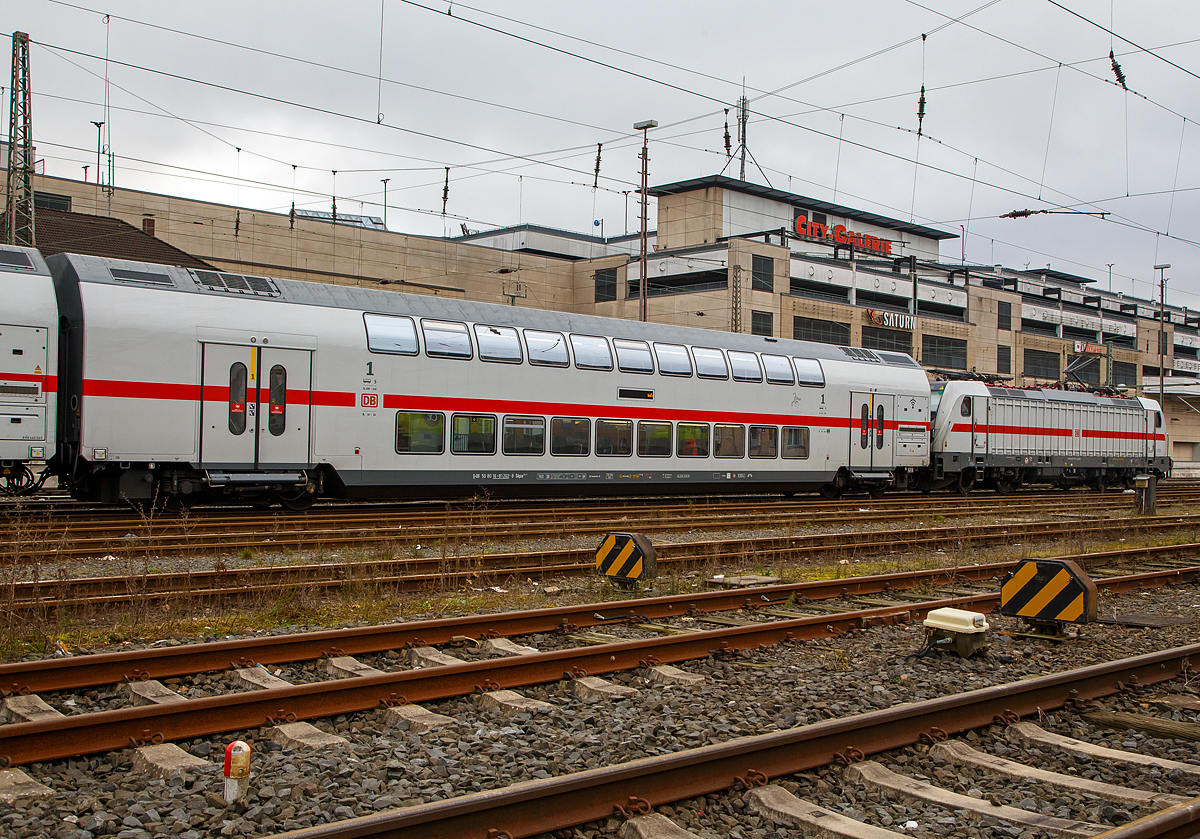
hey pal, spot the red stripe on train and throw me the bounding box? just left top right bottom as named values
left=950, top=422, right=1161, bottom=442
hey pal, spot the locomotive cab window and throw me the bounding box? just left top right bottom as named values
left=267, top=365, right=286, bottom=436
left=677, top=423, right=710, bottom=457
left=762, top=353, right=795, bottom=385
left=364, top=313, right=418, bottom=355
left=396, top=412, right=444, bottom=453
left=451, top=414, right=496, bottom=454
left=728, top=351, right=763, bottom=382
left=228, top=362, right=247, bottom=435
left=551, top=418, right=590, bottom=456
left=422, top=320, right=473, bottom=359
left=503, top=416, right=545, bottom=455
left=614, top=339, right=654, bottom=374
left=654, top=343, right=693, bottom=377
left=637, top=421, right=672, bottom=457
left=525, top=330, right=569, bottom=367
left=596, top=419, right=633, bottom=456
left=571, top=335, right=613, bottom=370
left=475, top=325, right=522, bottom=363
left=960, top=396, right=972, bottom=417
left=749, top=425, right=777, bottom=458
left=782, top=427, right=809, bottom=459
left=714, top=424, right=745, bottom=458
left=692, top=347, right=729, bottom=379
left=793, top=357, right=825, bottom=387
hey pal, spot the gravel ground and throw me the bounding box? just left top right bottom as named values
left=1, top=580, right=1198, bottom=839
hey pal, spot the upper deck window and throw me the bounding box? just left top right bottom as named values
left=571, top=335, right=613, bottom=370
left=654, top=343, right=692, bottom=377
left=475, top=324, right=522, bottom=363
left=614, top=339, right=654, bottom=374
left=364, top=313, right=418, bottom=355
left=422, top=320, right=473, bottom=359
left=728, top=350, right=763, bottom=382
left=793, top=357, right=825, bottom=387
left=762, top=353, right=794, bottom=385
left=692, top=347, right=728, bottom=379
left=525, top=330, right=569, bottom=367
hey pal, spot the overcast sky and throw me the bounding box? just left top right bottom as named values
left=9, top=0, right=1200, bottom=307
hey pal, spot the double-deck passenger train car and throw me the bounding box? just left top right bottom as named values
left=0, top=244, right=1169, bottom=505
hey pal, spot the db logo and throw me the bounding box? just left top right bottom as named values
left=360, top=393, right=378, bottom=408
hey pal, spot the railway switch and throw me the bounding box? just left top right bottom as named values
left=920, top=607, right=990, bottom=658
left=596, top=532, right=656, bottom=587
left=999, top=558, right=1097, bottom=640
left=224, top=740, right=251, bottom=803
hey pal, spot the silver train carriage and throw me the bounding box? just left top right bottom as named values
left=26, top=251, right=933, bottom=506
left=923, top=380, right=1168, bottom=493
left=0, top=246, right=58, bottom=495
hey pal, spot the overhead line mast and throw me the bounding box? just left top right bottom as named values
left=5, top=31, right=35, bottom=247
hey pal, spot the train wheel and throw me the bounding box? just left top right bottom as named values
left=868, top=484, right=887, bottom=498
left=956, top=470, right=975, bottom=496
left=994, top=476, right=1017, bottom=494
left=275, top=484, right=317, bottom=511
left=818, top=483, right=843, bottom=499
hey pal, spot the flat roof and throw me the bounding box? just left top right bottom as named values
left=647, top=175, right=958, bottom=241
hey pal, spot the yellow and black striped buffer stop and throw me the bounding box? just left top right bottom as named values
left=999, top=559, right=1097, bottom=625
left=596, top=532, right=657, bottom=583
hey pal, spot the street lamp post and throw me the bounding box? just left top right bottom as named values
left=634, top=119, right=657, bottom=322
left=1155, top=263, right=1171, bottom=406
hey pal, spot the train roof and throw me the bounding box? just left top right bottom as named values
left=0, top=244, right=51, bottom=277
left=47, top=251, right=927, bottom=374
left=940, top=380, right=1143, bottom=408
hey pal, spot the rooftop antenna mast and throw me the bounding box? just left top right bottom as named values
left=738, top=94, right=748, bottom=181
left=5, top=31, right=35, bottom=247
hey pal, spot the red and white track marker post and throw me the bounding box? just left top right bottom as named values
left=223, top=740, right=251, bottom=803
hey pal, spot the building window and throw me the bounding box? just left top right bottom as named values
left=594, top=268, right=617, bottom=303
left=921, top=334, right=968, bottom=370
left=751, top=310, right=773, bottom=336
left=862, top=326, right=912, bottom=355
left=1112, top=360, right=1137, bottom=387
left=997, top=345, right=1011, bottom=375
left=1021, top=318, right=1058, bottom=338
left=751, top=255, right=774, bottom=292
left=33, top=192, right=71, bottom=212
left=997, top=300, right=1012, bottom=331
left=1024, top=348, right=1060, bottom=380
left=794, top=316, right=850, bottom=345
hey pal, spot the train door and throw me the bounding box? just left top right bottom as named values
left=200, top=343, right=312, bottom=468
left=850, top=392, right=895, bottom=470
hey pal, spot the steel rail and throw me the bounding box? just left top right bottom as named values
left=1089, top=797, right=1200, bottom=839
left=0, top=566, right=1192, bottom=767
left=267, top=644, right=1200, bottom=839
left=8, top=513, right=1200, bottom=612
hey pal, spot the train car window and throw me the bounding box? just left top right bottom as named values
left=792, top=357, right=825, bottom=387
left=450, top=414, right=496, bottom=454
left=762, top=353, right=795, bottom=385
left=571, top=335, right=613, bottom=370
left=692, top=347, right=729, bottom=380
left=782, top=427, right=809, bottom=459
left=1157, top=412, right=1163, bottom=428
left=228, top=362, right=247, bottom=435
left=876, top=404, right=885, bottom=450
left=637, top=421, right=672, bottom=457
left=714, top=424, right=745, bottom=457
left=860, top=404, right=870, bottom=449
left=364, top=313, right=418, bottom=355
left=960, top=396, right=972, bottom=417
left=422, top=320, right=473, bottom=359
left=614, top=339, right=654, bottom=374
left=474, top=325, right=522, bottom=363
left=525, top=330, right=569, bottom=367
left=654, top=343, right=693, bottom=377
left=728, top=351, right=763, bottom=382
left=551, top=418, right=591, bottom=456
left=749, top=425, right=778, bottom=458
left=396, top=412, right=444, bottom=453
left=503, top=416, right=545, bottom=455
left=676, top=423, right=710, bottom=457
left=268, top=365, right=286, bottom=436
left=596, top=419, right=633, bottom=456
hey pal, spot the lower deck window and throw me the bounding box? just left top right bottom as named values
left=637, top=421, right=672, bottom=457
left=551, top=417, right=590, bottom=455
left=676, top=423, right=710, bottom=457
left=714, top=424, right=745, bottom=458
left=451, top=414, right=496, bottom=454
left=782, top=426, right=809, bottom=459
left=597, top=419, right=632, bottom=456
left=503, top=416, right=545, bottom=455
left=749, top=425, right=778, bottom=458
left=396, top=412, right=444, bottom=453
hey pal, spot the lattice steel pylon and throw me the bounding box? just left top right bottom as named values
left=5, top=31, right=35, bottom=247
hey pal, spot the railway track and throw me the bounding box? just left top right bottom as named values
left=6, top=510, right=1200, bottom=615
left=0, top=571, right=1197, bottom=838
left=3, top=487, right=1198, bottom=566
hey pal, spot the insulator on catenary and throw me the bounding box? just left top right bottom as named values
left=593, top=143, right=602, bottom=189
left=916, top=86, right=927, bottom=136
left=724, top=108, right=732, bottom=158
left=1110, top=50, right=1128, bottom=90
